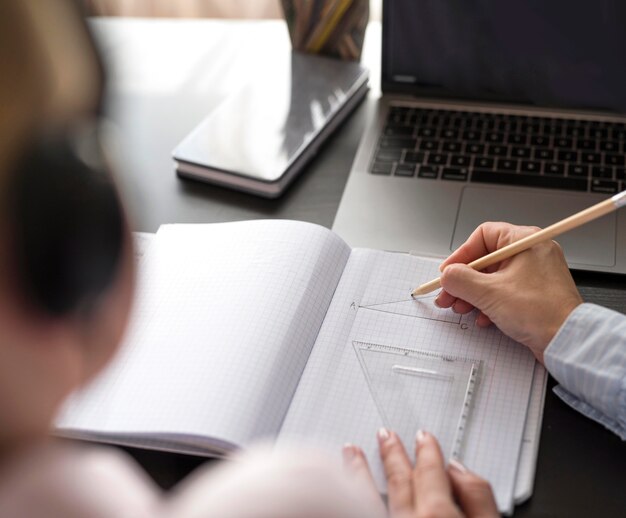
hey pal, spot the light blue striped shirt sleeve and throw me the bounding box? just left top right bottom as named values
left=544, top=303, right=626, bottom=440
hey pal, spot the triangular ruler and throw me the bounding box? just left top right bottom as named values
left=353, top=340, right=481, bottom=462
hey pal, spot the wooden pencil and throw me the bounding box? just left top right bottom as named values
left=411, top=190, right=626, bottom=297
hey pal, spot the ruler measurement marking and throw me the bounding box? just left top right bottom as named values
left=354, top=341, right=480, bottom=463
left=450, top=362, right=479, bottom=461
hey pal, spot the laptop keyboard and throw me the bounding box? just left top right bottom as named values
left=370, top=105, right=626, bottom=194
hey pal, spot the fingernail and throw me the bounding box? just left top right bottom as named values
left=377, top=427, right=391, bottom=443
left=342, top=443, right=356, bottom=462
left=449, top=459, right=468, bottom=473
left=415, top=429, right=426, bottom=446
left=434, top=297, right=442, bottom=308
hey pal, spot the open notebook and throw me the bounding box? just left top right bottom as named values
left=56, top=221, right=542, bottom=514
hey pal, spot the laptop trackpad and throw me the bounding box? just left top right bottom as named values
left=452, top=187, right=616, bottom=267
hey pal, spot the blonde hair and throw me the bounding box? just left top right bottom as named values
left=0, top=2, right=48, bottom=179
left=0, top=1, right=100, bottom=183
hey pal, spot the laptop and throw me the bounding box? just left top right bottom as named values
left=333, top=0, right=626, bottom=273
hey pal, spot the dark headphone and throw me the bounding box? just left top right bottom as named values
left=5, top=125, right=125, bottom=317
left=1, top=2, right=126, bottom=318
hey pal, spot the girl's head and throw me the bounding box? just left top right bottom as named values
left=0, top=1, right=134, bottom=447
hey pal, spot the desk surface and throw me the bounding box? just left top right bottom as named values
left=93, top=18, right=626, bottom=517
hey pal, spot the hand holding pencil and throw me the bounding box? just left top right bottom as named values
left=431, top=221, right=584, bottom=363
left=411, top=190, right=626, bottom=363
left=424, top=191, right=625, bottom=361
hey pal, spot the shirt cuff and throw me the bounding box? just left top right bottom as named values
left=544, top=303, right=626, bottom=439
left=552, top=385, right=626, bottom=440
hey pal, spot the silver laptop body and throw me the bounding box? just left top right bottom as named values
left=334, top=1, right=626, bottom=274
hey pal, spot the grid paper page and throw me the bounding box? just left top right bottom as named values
left=57, top=220, right=350, bottom=451
left=279, top=249, right=535, bottom=514
left=57, top=232, right=158, bottom=436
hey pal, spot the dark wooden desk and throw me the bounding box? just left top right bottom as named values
left=93, top=18, right=626, bottom=517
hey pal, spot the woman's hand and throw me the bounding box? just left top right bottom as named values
left=343, top=429, right=499, bottom=518
left=435, top=222, right=583, bottom=363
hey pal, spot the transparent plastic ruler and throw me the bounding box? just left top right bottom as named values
left=353, top=340, right=481, bottom=462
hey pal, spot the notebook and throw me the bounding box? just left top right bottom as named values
left=173, top=51, right=368, bottom=198
left=56, top=220, right=538, bottom=514
left=333, top=0, right=626, bottom=274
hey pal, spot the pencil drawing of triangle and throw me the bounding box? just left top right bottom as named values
left=357, top=296, right=461, bottom=324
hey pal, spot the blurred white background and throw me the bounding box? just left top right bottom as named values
left=85, top=0, right=382, bottom=20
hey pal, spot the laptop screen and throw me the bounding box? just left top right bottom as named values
left=382, top=0, right=626, bottom=113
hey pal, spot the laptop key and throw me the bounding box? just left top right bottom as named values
left=555, top=137, right=574, bottom=148
left=576, top=139, right=596, bottom=150
left=395, top=164, right=416, bottom=177
left=605, top=154, right=625, bottom=167
left=450, top=155, right=471, bottom=167
left=565, top=127, right=586, bottom=138
left=497, top=158, right=518, bottom=171
left=589, top=128, right=609, bottom=139
left=384, top=126, right=414, bottom=137
left=375, top=149, right=403, bottom=161
left=511, top=147, right=531, bottom=158
left=530, top=135, right=550, bottom=147
left=466, top=143, right=485, bottom=154
left=440, top=129, right=459, bottom=139
left=495, top=120, right=508, bottom=132
left=534, top=148, right=555, bottom=160
left=388, top=114, right=406, bottom=125
left=568, top=164, right=589, bottom=177
left=487, top=145, right=508, bottom=156
left=520, top=161, right=542, bottom=173
left=380, top=137, right=416, bottom=149
left=473, top=119, right=486, bottom=130
left=545, top=163, right=565, bottom=176
left=474, top=156, right=495, bottom=169
left=471, top=170, right=587, bottom=191
left=403, top=151, right=426, bottom=164
left=442, top=167, right=469, bottom=181
left=617, top=168, right=626, bottom=180
left=581, top=152, right=601, bottom=164
left=417, top=165, right=439, bottom=179
left=557, top=150, right=578, bottom=162
left=507, top=134, right=527, bottom=145
left=591, top=179, right=618, bottom=194
left=610, top=128, right=626, bottom=140
left=485, top=132, right=504, bottom=143
left=412, top=114, right=429, bottom=125
left=442, top=141, right=462, bottom=153
left=521, top=123, right=541, bottom=134
left=600, top=141, right=619, bottom=152
left=542, top=125, right=561, bottom=135
left=427, top=153, right=447, bottom=165
left=419, top=139, right=439, bottom=151
left=371, top=161, right=394, bottom=175
left=388, top=106, right=410, bottom=115
left=417, top=127, right=436, bottom=138
left=592, top=166, right=613, bottom=179
left=462, top=130, right=482, bottom=141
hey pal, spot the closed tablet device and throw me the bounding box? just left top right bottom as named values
left=173, top=51, right=368, bottom=198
